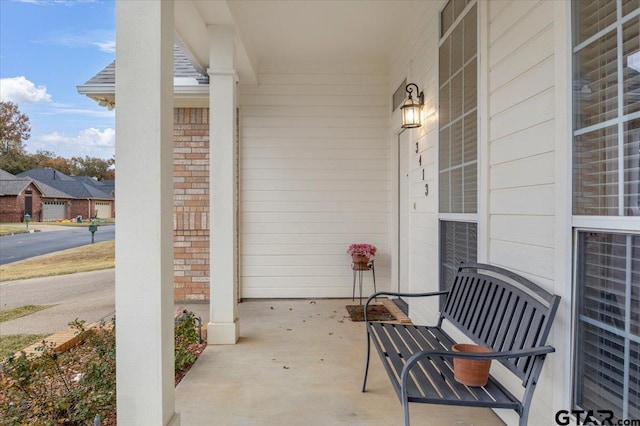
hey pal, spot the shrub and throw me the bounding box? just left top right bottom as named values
left=0, top=319, right=116, bottom=425
left=174, top=310, right=205, bottom=372
left=0, top=313, right=205, bottom=425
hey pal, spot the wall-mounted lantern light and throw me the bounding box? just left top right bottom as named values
left=400, top=83, right=424, bottom=128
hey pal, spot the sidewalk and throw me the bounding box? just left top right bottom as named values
left=0, top=269, right=115, bottom=335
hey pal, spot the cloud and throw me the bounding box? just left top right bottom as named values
left=38, top=29, right=115, bottom=54
left=93, top=40, right=115, bottom=54
left=47, top=104, right=115, bottom=118
left=0, top=76, right=52, bottom=104
left=29, top=127, right=115, bottom=159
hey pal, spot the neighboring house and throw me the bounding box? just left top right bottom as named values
left=0, top=169, right=74, bottom=222
left=78, top=1, right=640, bottom=425
left=17, top=168, right=115, bottom=220
left=0, top=169, right=43, bottom=222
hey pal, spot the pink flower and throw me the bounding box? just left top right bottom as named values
left=347, top=243, right=377, bottom=257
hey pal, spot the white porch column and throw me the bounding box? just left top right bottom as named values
left=208, top=25, right=240, bottom=344
left=115, top=1, right=178, bottom=425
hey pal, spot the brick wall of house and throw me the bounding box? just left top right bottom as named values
left=0, top=183, right=43, bottom=222
left=174, top=107, right=210, bottom=302
left=70, top=200, right=92, bottom=221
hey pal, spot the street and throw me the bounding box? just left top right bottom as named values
left=0, top=224, right=115, bottom=265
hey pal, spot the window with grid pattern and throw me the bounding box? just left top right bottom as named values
left=575, top=232, right=640, bottom=421
left=439, top=0, right=477, bottom=214
left=573, top=1, right=640, bottom=422
left=438, top=0, right=477, bottom=295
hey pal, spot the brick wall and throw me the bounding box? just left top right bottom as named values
left=173, top=107, right=210, bottom=302
left=70, top=200, right=92, bottom=221
left=0, top=183, right=43, bottom=222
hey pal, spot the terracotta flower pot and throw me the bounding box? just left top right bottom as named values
left=352, top=255, right=370, bottom=270
left=451, top=343, right=492, bottom=387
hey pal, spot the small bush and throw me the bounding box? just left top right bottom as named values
left=0, top=313, right=205, bottom=425
left=0, top=319, right=116, bottom=425
left=174, top=310, right=205, bottom=372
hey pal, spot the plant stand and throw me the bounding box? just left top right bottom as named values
left=352, top=259, right=376, bottom=305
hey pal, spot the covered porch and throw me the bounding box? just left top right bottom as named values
left=175, top=299, right=503, bottom=425
left=107, top=0, right=584, bottom=426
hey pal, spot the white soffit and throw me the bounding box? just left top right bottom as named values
left=175, top=0, right=419, bottom=83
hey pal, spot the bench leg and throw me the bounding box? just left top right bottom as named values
left=401, top=381, right=411, bottom=426
left=361, top=328, right=372, bottom=392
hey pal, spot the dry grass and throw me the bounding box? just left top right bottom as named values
left=0, top=240, right=115, bottom=282
left=0, top=225, right=27, bottom=236
left=0, top=334, right=50, bottom=358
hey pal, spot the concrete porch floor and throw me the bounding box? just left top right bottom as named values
left=175, top=299, right=505, bottom=425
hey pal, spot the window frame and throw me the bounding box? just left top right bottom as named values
left=571, top=1, right=640, bottom=420
left=438, top=0, right=479, bottom=293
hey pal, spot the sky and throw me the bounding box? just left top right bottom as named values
left=0, top=0, right=116, bottom=160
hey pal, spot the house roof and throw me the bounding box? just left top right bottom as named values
left=0, top=169, right=32, bottom=196
left=0, top=169, right=70, bottom=198
left=78, top=45, right=208, bottom=92
left=17, top=169, right=113, bottom=200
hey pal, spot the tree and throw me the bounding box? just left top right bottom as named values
left=71, top=156, right=115, bottom=180
left=0, top=101, right=31, bottom=155
left=33, top=150, right=78, bottom=176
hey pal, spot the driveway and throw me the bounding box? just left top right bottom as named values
left=0, top=224, right=115, bottom=265
left=0, top=269, right=115, bottom=335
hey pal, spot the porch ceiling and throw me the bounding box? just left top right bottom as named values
left=175, top=0, right=421, bottom=84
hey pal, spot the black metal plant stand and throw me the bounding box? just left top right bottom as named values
left=352, top=259, right=376, bottom=305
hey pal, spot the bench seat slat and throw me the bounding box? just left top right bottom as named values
left=413, top=327, right=505, bottom=405
left=369, top=322, right=521, bottom=409
left=369, top=322, right=421, bottom=399
left=387, top=324, right=439, bottom=397
left=404, top=326, right=473, bottom=400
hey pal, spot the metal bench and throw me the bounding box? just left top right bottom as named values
left=361, top=263, right=560, bottom=426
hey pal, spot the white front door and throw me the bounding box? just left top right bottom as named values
left=398, top=131, right=410, bottom=293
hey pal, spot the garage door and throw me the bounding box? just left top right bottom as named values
left=95, top=201, right=112, bottom=219
left=43, top=202, right=66, bottom=222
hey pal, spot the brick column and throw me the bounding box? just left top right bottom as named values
left=173, top=107, right=210, bottom=302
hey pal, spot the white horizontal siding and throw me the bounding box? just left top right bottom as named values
left=488, top=0, right=556, bottom=261
left=487, top=2, right=559, bottom=423
left=240, top=62, right=389, bottom=298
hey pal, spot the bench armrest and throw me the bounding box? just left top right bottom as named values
left=401, top=345, right=555, bottom=387
left=363, top=291, right=448, bottom=322
left=404, top=345, right=555, bottom=364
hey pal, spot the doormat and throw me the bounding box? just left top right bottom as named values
left=346, top=304, right=396, bottom=322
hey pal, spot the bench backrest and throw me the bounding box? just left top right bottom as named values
left=441, top=263, right=560, bottom=386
